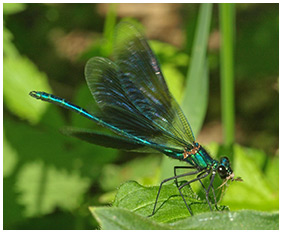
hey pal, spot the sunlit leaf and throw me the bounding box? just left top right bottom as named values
left=113, top=181, right=221, bottom=222
left=3, top=26, right=19, bottom=57
left=3, top=56, right=52, bottom=124
left=3, top=3, right=26, bottom=15
left=90, top=181, right=278, bottom=230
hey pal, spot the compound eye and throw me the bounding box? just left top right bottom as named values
left=220, top=156, right=229, bottom=163
left=217, top=165, right=227, bottom=178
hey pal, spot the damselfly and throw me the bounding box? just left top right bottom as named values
left=30, top=21, right=241, bottom=216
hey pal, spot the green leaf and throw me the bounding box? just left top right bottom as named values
left=149, top=40, right=189, bottom=67
left=90, top=181, right=279, bottom=230
left=4, top=115, right=118, bottom=219
left=172, top=210, right=278, bottom=230
left=113, top=181, right=221, bottom=223
left=265, top=155, right=279, bottom=191
left=90, top=207, right=168, bottom=230
left=89, top=181, right=278, bottom=229
left=99, top=155, right=161, bottom=192
left=3, top=26, right=19, bottom=57
left=221, top=145, right=279, bottom=211
left=181, top=3, right=212, bottom=136
left=15, top=160, right=90, bottom=217
left=3, top=3, right=26, bottom=15
left=3, top=56, right=52, bottom=124
left=98, top=155, right=162, bottom=204
left=91, top=208, right=278, bottom=230
left=149, top=40, right=188, bottom=102
left=162, top=64, right=185, bottom=102
left=3, top=130, right=18, bottom=178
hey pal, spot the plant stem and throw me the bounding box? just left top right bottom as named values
left=219, top=3, right=235, bottom=147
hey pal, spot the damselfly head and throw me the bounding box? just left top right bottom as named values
left=217, top=157, right=233, bottom=179
left=217, top=156, right=243, bottom=186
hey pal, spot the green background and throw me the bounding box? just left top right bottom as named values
left=3, top=3, right=278, bottom=230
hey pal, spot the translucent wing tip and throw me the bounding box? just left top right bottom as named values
left=84, top=56, right=119, bottom=86
left=115, top=19, right=145, bottom=35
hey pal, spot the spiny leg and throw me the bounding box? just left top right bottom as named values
left=173, top=166, right=195, bottom=187
left=178, top=171, right=210, bottom=215
left=210, top=183, right=218, bottom=210
left=205, top=172, right=216, bottom=210
left=198, top=174, right=214, bottom=211
left=197, top=172, right=216, bottom=211
left=149, top=170, right=200, bottom=217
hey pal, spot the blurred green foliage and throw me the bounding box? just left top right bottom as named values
left=3, top=3, right=278, bottom=230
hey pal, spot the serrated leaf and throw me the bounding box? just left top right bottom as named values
left=4, top=113, right=118, bottom=220
left=3, top=56, right=52, bottom=124
left=15, top=160, right=90, bottom=217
